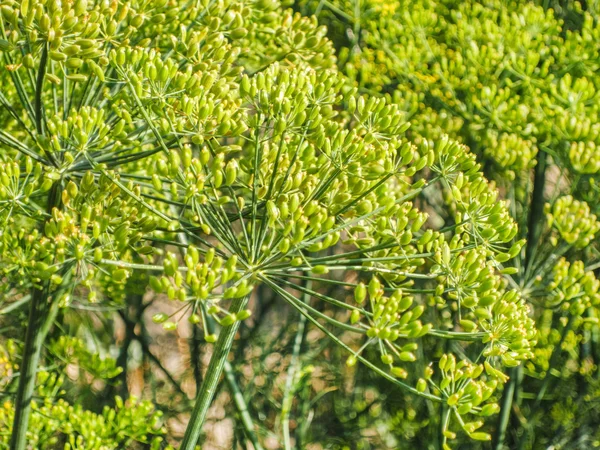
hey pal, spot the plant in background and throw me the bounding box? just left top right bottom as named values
left=295, top=0, right=600, bottom=447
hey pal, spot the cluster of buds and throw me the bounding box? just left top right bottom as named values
left=150, top=249, right=253, bottom=336
left=45, top=107, right=113, bottom=159
left=546, top=258, right=600, bottom=316
left=0, top=0, right=569, bottom=445
left=426, top=354, right=501, bottom=447
left=479, top=130, right=538, bottom=177
left=569, top=140, right=600, bottom=174
left=0, top=394, right=169, bottom=449
left=299, top=0, right=600, bottom=192
left=545, top=195, right=600, bottom=248
left=432, top=246, right=504, bottom=313
left=0, top=158, right=46, bottom=223
left=480, top=290, right=537, bottom=367
left=347, top=277, right=431, bottom=378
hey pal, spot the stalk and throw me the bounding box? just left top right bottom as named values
left=281, top=281, right=310, bottom=450
left=204, top=316, right=263, bottom=450
left=223, top=360, right=264, bottom=450
left=525, top=149, right=547, bottom=273
left=9, top=287, right=50, bottom=449
left=493, top=367, right=517, bottom=450
left=517, top=316, right=573, bottom=450
left=10, top=184, right=61, bottom=450
left=180, top=296, right=249, bottom=449
left=495, top=148, right=547, bottom=449
left=173, top=220, right=260, bottom=447
left=10, top=44, right=55, bottom=450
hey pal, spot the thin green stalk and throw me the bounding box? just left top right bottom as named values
left=223, top=360, right=263, bottom=450
left=261, top=275, right=441, bottom=402
left=0, top=295, right=31, bottom=315
left=517, top=316, right=574, bottom=450
left=172, top=215, right=261, bottom=448
left=180, top=296, right=250, bottom=449
left=205, top=317, right=263, bottom=450
left=493, top=367, right=517, bottom=450
left=10, top=181, right=61, bottom=450
left=281, top=280, right=310, bottom=450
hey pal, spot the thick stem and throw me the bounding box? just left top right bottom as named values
left=10, top=182, right=61, bottom=450
left=172, top=221, right=259, bottom=446
left=9, top=287, right=49, bottom=450
left=180, top=296, right=249, bottom=449
left=495, top=149, right=547, bottom=449
left=525, top=149, right=547, bottom=273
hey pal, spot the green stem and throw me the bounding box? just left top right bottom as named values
left=0, top=295, right=31, bottom=315
left=180, top=296, right=249, bottom=449
left=34, top=44, right=48, bottom=135
left=9, top=288, right=49, bottom=450
left=10, top=182, right=61, bottom=450
left=495, top=149, right=547, bottom=449
left=261, top=275, right=441, bottom=401
left=493, top=367, right=517, bottom=450
left=223, top=360, right=264, bottom=450
left=517, top=316, right=574, bottom=450
left=170, top=212, right=260, bottom=447
left=205, top=317, right=263, bottom=450
left=281, top=280, right=310, bottom=450
left=525, top=149, right=547, bottom=274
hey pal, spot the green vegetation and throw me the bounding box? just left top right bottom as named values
left=0, top=0, right=599, bottom=448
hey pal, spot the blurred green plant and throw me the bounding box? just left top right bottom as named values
left=294, top=0, right=600, bottom=447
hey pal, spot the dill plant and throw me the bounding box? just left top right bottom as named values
left=0, top=0, right=569, bottom=448
left=296, top=0, right=600, bottom=447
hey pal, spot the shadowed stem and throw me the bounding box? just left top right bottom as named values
left=10, top=182, right=61, bottom=450
left=180, top=295, right=249, bottom=449
left=496, top=148, right=547, bottom=449
left=517, top=316, right=574, bottom=450
left=34, top=44, right=48, bottom=135
left=281, top=280, right=310, bottom=450
left=191, top=325, right=203, bottom=393
left=525, top=149, right=547, bottom=274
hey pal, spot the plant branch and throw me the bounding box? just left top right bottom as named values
left=180, top=295, right=250, bottom=449
left=10, top=181, right=61, bottom=450
left=281, top=279, right=310, bottom=450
